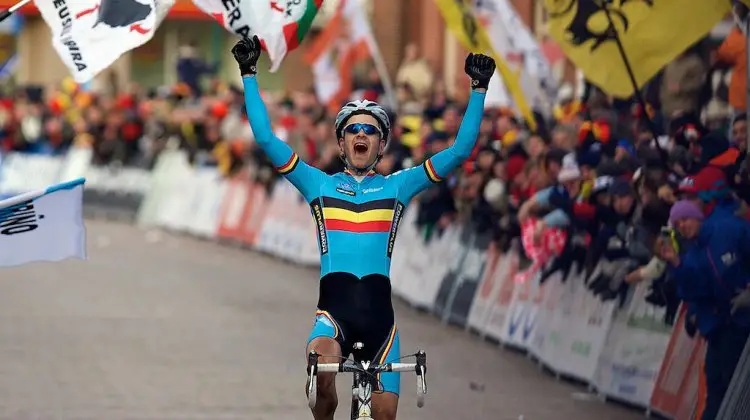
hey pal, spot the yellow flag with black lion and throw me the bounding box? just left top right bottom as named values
left=545, top=0, right=732, bottom=98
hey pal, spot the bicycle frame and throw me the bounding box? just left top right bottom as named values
left=307, top=344, right=427, bottom=420
left=351, top=360, right=374, bottom=420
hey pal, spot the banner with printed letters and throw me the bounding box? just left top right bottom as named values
left=34, top=0, right=174, bottom=83
left=0, top=178, right=87, bottom=267
left=592, top=281, right=673, bottom=406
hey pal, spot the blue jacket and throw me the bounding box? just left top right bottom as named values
left=672, top=206, right=750, bottom=337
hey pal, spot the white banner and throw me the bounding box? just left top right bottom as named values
left=255, top=180, right=314, bottom=260
left=534, top=268, right=617, bottom=382
left=496, top=270, right=544, bottom=349
left=480, top=252, right=519, bottom=342
left=389, top=206, right=418, bottom=299
left=526, top=270, right=565, bottom=365
left=84, top=165, right=151, bottom=195
left=467, top=244, right=501, bottom=331
left=592, top=281, right=673, bottom=407
left=473, top=0, right=557, bottom=113
left=184, top=169, right=229, bottom=239
left=419, top=226, right=462, bottom=310
left=136, top=150, right=189, bottom=227
left=35, top=0, right=173, bottom=83
left=0, top=178, right=87, bottom=267
left=154, top=154, right=196, bottom=231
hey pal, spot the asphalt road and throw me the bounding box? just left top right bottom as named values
left=0, top=220, right=643, bottom=420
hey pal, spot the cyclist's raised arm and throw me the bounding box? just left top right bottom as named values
left=394, top=53, right=495, bottom=201
left=234, top=36, right=323, bottom=201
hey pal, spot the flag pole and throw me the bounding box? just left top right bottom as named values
left=599, top=2, right=667, bottom=161
left=369, top=40, right=398, bottom=111
left=0, top=0, right=30, bottom=23
left=356, top=0, right=398, bottom=111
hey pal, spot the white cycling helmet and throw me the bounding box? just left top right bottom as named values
left=334, top=99, right=391, bottom=142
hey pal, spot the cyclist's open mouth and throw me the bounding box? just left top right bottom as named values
left=353, top=142, right=369, bottom=155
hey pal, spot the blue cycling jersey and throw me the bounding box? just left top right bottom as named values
left=243, top=75, right=485, bottom=279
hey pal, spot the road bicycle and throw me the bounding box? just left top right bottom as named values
left=306, top=341, right=428, bottom=420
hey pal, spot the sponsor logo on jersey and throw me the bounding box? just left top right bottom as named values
left=387, top=202, right=405, bottom=257
left=336, top=182, right=356, bottom=196
left=309, top=198, right=328, bottom=255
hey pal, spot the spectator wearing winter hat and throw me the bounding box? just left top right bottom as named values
left=669, top=199, right=705, bottom=228
left=690, top=165, right=750, bottom=222
left=662, top=198, right=750, bottom=420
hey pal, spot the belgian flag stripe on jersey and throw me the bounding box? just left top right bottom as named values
left=321, top=197, right=396, bottom=233
left=277, top=153, right=300, bottom=174
left=322, top=197, right=396, bottom=213
left=424, top=159, right=442, bottom=183
left=324, top=219, right=392, bottom=233
left=323, top=208, right=394, bottom=223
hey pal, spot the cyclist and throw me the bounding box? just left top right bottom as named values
left=231, top=36, right=495, bottom=420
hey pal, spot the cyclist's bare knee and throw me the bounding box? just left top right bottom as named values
left=306, top=337, right=341, bottom=419
left=371, top=391, right=398, bottom=420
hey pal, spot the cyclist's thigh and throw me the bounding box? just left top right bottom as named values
left=306, top=311, right=346, bottom=385
left=373, top=325, right=401, bottom=396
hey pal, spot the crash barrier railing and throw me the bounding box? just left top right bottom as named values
left=0, top=147, right=713, bottom=419
left=716, top=335, right=750, bottom=420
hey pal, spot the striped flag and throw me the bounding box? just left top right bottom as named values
left=0, top=178, right=87, bottom=268
left=192, top=0, right=323, bottom=72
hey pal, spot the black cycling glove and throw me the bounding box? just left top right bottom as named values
left=231, top=35, right=262, bottom=76
left=464, top=53, right=496, bottom=90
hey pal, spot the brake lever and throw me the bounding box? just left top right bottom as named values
left=419, top=365, right=428, bottom=394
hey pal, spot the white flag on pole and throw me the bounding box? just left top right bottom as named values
left=34, top=0, right=174, bottom=83
left=473, top=0, right=557, bottom=113
left=191, top=0, right=323, bottom=72
left=0, top=178, right=87, bottom=268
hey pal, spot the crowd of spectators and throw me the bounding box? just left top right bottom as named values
left=0, top=19, right=749, bottom=420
